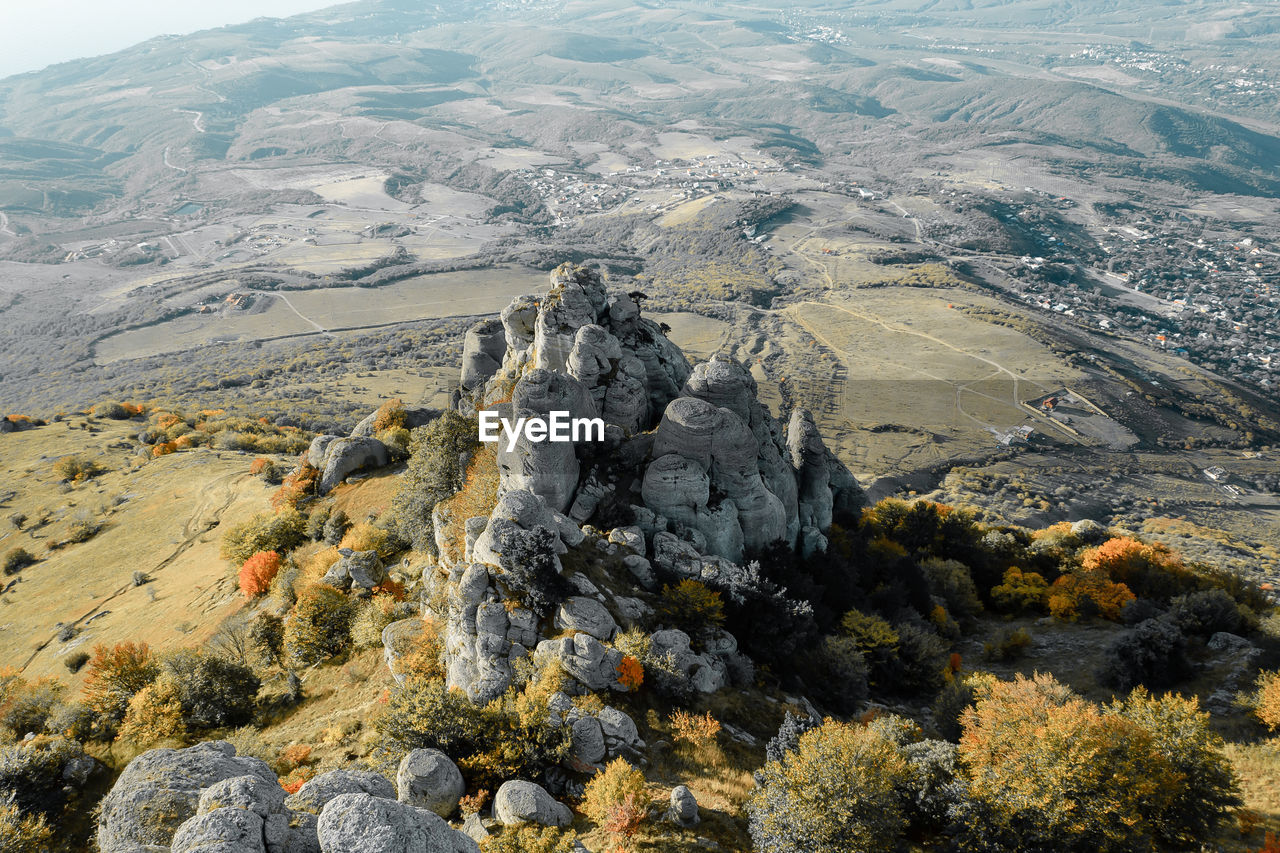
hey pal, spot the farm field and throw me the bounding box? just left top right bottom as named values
left=93, top=266, right=550, bottom=363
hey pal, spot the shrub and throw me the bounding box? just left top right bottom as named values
left=1081, top=536, right=1193, bottom=600
left=374, top=676, right=488, bottom=757
left=894, top=623, right=950, bottom=697
left=339, top=522, right=395, bottom=560
left=283, top=584, right=353, bottom=666
left=615, top=655, right=643, bottom=692
left=0, top=798, right=53, bottom=850
left=990, top=567, right=1049, bottom=613
left=1047, top=570, right=1135, bottom=621
left=63, top=652, right=90, bottom=674
left=239, top=551, right=283, bottom=599
left=901, top=737, right=965, bottom=832
left=249, top=612, right=285, bottom=667
left=351, top=597, right=401, bottom=649
left=764, top=711, right=820, bottom=763
left=958, top=673, right=1238, bottom=852
left=922, top=557, right=984, bottom=622
left=250, top=458, right=284, bottom=485
left=749, top=720, right=911, bottom=853
left=1096, top=616, right=1190, bottom=690
left=0, top=735, right=87, bottom=819
left=656, top=580, right=725, bottom=641
left=796, top=635, right=869, bottom=714
left=391, top=411, right=478, bottom=554
left=497, top=525, right=571, bottom=617
left=117, top=676, right=187, bottom=746
left=1, top=549, right=35, bottom=576
left=271, top=463, right=319, bottom=511
left=480, top=825, right=577, bottom=853
left=982, top=627, right=1032, bottom=662
left=322, top=509, right=350, bottom=545
left=221, top=510, right=307, bottom=564
left=82, top=641, right=159, bottom=727
left=582, top=757, right=647, bottom=836
left=1168, top=589, right=1246, bottom=636
left=0, top=674, right=63, bottom=736
left=92, top=402, right=129, bottom=420
left=162, top=649, right=261, bottom=730
left=669, top=710, right=720, bottom=751
left=372, top=399, right=408, bottom=433
left=52, top=455, right=104, bottom=483
left=1254, top=670, right=1280, bottom=732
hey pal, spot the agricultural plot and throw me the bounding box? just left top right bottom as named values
left=94, top=266, right=550, bottom=364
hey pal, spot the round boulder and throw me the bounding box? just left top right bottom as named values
left=555, top=596, right=618, bottom=641
left=396, top=749, right=465, bottom=818
left=493, top=780, right=572, bottom=828
left=667, top=785, right=699, bottom=827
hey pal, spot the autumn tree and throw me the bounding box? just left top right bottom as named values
left=283, top=584, right=353, bottom=666
left=239, top=550, right=282, bottom=599
left=958, top=673, right=1238, bottom=852
left=82, top=641, right=159, bottom=728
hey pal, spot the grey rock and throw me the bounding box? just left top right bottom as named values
left=493, top=781, right=572, bottom=828
left=460, top=814, right=489, bottom=844
left=307, top=435, right=340, bottom=471
left=1070, top=518, right=1109, bottom=544
left=597, top=706, right=643, bottom=753
left=668, top=785, right=699, bottom=827
left=568, top=716, right=607, bottom=770
left=396, top=749, right=464, bottom=818
left=316, top=793, right=479, bottom=853
left=171, top=807, right=266, bottom=853
left=98, top=741, right=277, bottom=853
left=197, top=775, right=287, bottom=819
left=286, top=770, right=396, bottom=816
left=382, top=619, right=428, bottom=686
left=608, top=526, right=645, bottom=554
left=536, top=634, right=627, bottom=692
left=461, top=318, right=508, bottom=393
left=345, top=550, right=387, bottom=590
left=555, top=596, right=618, bottom=641
left=622, top=555, right=657, bottom=590
left=318, top=437, right=390, bottom=495
left=351, top=406, right=441, bottom=438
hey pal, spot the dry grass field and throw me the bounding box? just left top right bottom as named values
left=0, top=420, right=272, bottom=683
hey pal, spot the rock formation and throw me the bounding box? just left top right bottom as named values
left=432, top=263, right=863, bottom=705
left=97, top=742, right=479, bottom=853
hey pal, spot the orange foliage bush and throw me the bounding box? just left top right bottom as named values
left=278, top=743, right=313, bottom=771
left=372, top=398, right=408, bottom=433
left=669, top=709, right=720, bottom=750
left=239, top=551, right=283, bottom=599
left=615, top=655, right=644, bottom=691
left=436, top=447, right=499, bottom=557
left=1255, top=670, right=1280, bottom=732
left=82, top=641, right=158, bottom=723
left=249, top=457, right=270, bottom=475
left=1081, top=536, right=1193, bottom=598
left=152, top=441, right=178, bottom=457
left=1047, top=570, right=1135, bottom=621
left=271, top=460, right=319, bottom=511
left=1250, top=832, right=1280, bottom=853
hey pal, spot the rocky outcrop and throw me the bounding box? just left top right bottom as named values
left=547, top=693, right=645, bottom=772
left=308, top=436, right=390, bottom=495
left=397, top=750, right=464, bottom=818
left=351, top=406, right=440, bottom=438
left=100, top=744, right=485, bottom=853
left=321, top=549, right=386, bottom=591
left=554, top=596, right=617, bottom=641
left=316, top=793, right=479, bottom=853
left=286, top=770, right=396, bottom=816
left=492, top=780, right=572, bottom=828
left=460, top=317, right=507, bottom=395
left=98, top=742, right=280, bottom=853
left=535, top=633, right=630, bottom=692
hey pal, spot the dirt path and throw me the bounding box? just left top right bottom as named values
left=18, top=471, right=249, bottom=672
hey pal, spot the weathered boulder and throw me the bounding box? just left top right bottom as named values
left=567, top=716, right=607, bottom=770
left=97, top=741, right=277, bottom=853
left=650, top=629, right=727, bottom=694
left=351, top=406, right=441, bottom=438
left=533, top=265, right=610, bottom=373
left=316, top=793, right=479, bottom=853
left=197, top=774, right=287, bottom=819
left=555, top=597, right=618, bottom=641
left=597, top=706, right=644, bottom=756
left=667, top=786, right=699, bottom=827
left=307, top=435, right=340, bottom=470
left=171, top=806, right=267, bottom=853
left=382, top=619, right=428, bottom=686
left=323, top=549, right=386, bottom=591
left=286, top=770, right=396, bottom=816
left=492, top=781, right=572, bottom=828
left=535, top=634, right=627, bottom=692
left=461, top=317, right=508, bottom=393
left=396, top=750, right=464, bottom=818
left=317, top=437, right=390, bottom=495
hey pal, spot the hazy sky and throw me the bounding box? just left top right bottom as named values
left=0, top=0, right=338, bottom=79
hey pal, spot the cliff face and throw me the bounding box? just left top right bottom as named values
left=440, top=263, right=864, bottom=703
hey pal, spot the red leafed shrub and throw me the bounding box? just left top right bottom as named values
left=239, top=551, right=282, bottom=599
left=616, top=655, right=644, bottom=691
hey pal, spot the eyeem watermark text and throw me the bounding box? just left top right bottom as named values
left=479, top=410, right=605, bottom=451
